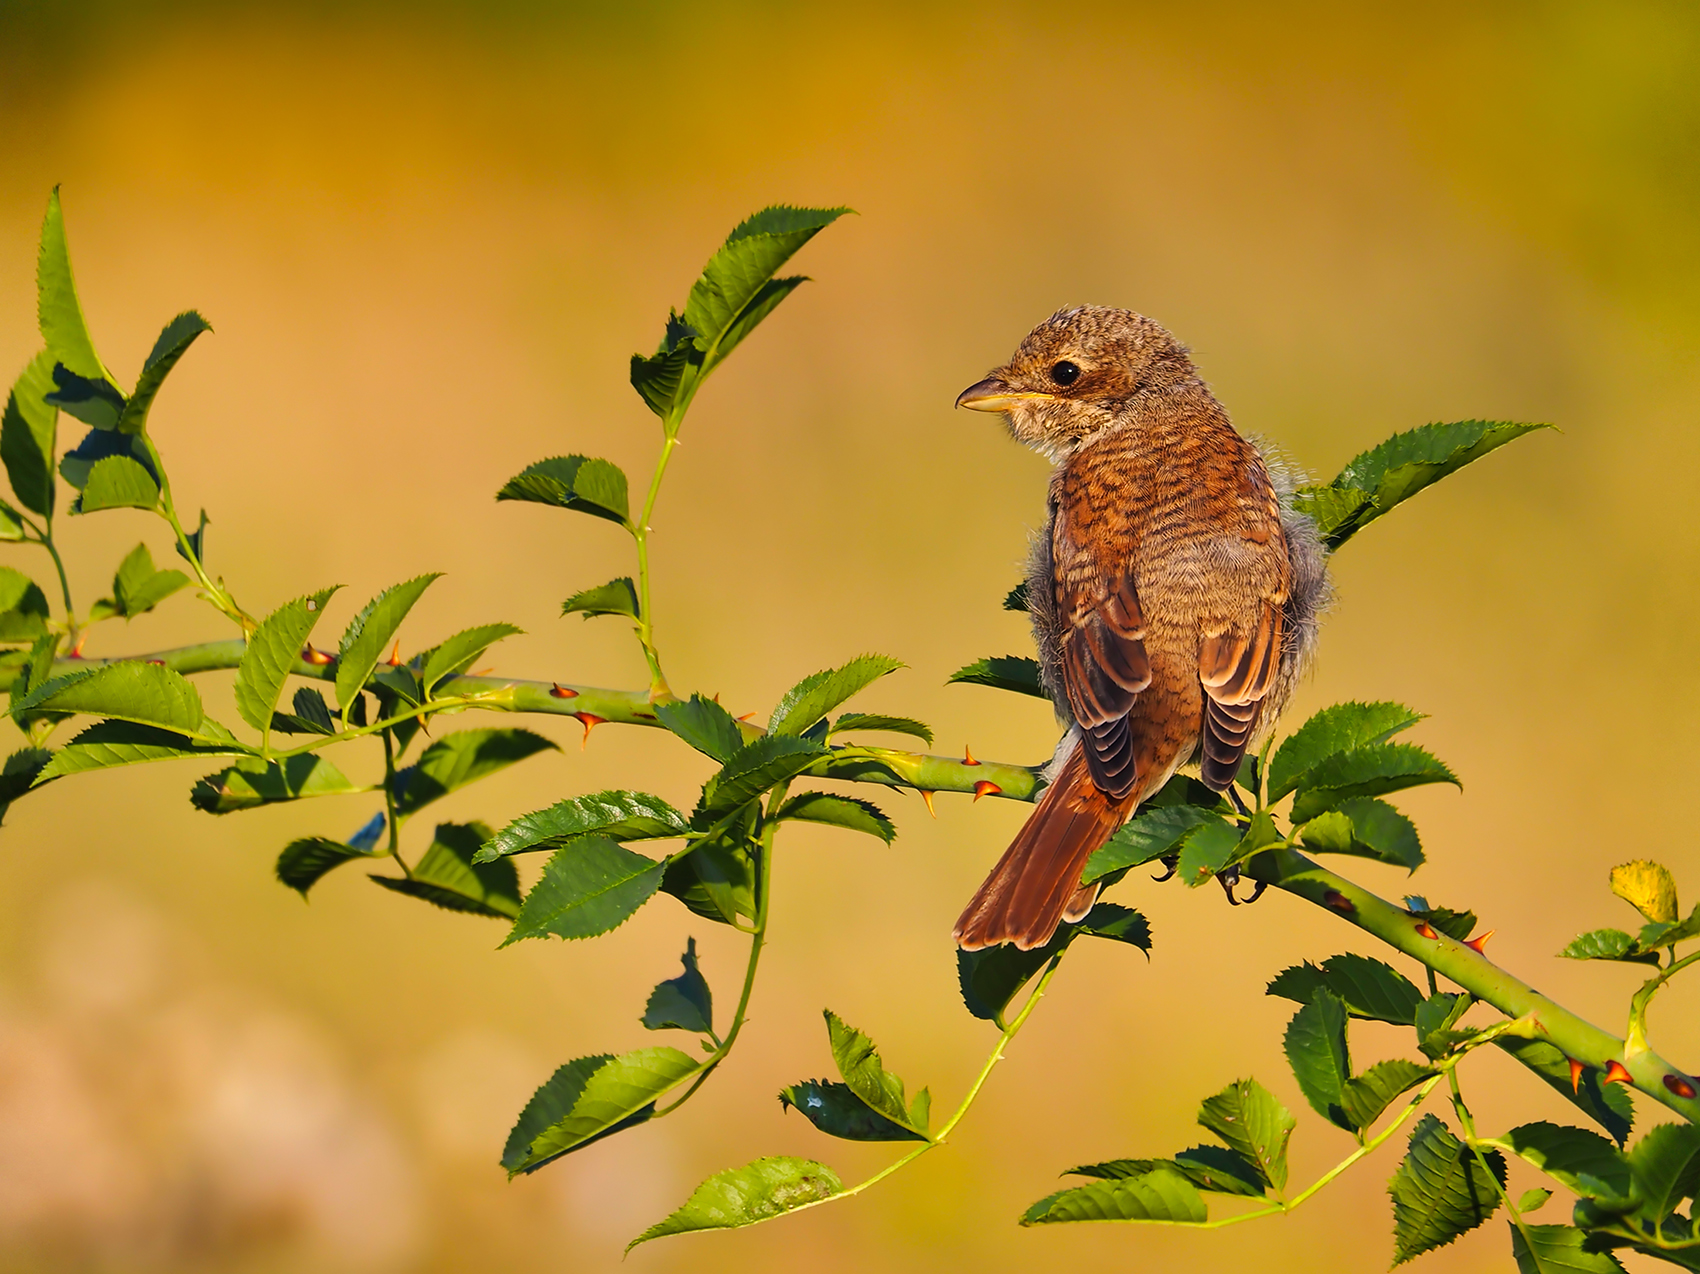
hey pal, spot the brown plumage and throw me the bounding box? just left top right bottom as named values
left=953, top=307, right=1328, bottom=951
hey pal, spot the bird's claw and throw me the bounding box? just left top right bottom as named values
left=1216, top=867, right=1267, bottom=906
left=1151, top=853, right=1180, bottom=882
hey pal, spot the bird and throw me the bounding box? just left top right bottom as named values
left=953, top=306, right=1329, bottom=951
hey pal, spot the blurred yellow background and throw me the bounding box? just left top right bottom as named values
left=0, top=2, right=1695, bottom=1270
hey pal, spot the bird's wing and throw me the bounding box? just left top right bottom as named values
left=1195, top=451, right=1292, bottom=791
left=1051, top=506, right=1151, bottom=801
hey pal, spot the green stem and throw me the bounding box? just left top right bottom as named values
left=1628, top=947, right=1700, bottom=1057
left=1165, top=1074, right=1446, bottom=1230
left=1244, top=847, right=1700, bottom=1126
left=781, top=951, right=1069, bottom=1221
left=654, top=780, right=788, bottom=1118
left=631, top=433, right=681, bottom=700
left=36, top=635, right=1700, bottom=1127
left=140, top=436, right=253, bottom=633
left=1449, top=1069, right=1537, bottom=1259
left=380, top=729, right=410, bottom=878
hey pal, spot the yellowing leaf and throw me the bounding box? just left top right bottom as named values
left=1611, top=860, right=1678, bottom=925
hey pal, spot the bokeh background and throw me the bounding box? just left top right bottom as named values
left=0, top=2, right=1695, bottom=1270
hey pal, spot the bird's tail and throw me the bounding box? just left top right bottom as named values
left=953, top=737, right=1143, bottom=951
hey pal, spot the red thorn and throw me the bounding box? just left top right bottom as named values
left=1464, top=929, right=1495, bottom=954
left=1665, top=1073, right=1697, bottom=1099
left=69, top=632, right=87, bottom=658
left=1569, top=1058, right=1585, bottom=1093
left=548, top=683, right=578, bottom=699
left=972, top=780, right=1002, bottom=802
left=1323, top=890, right=1354, bottom=914
left=963, top=745, right=980, bottom=766
left=1414, top=921, right=1438, bottom=940
left=146, top=658, right=165, bottom=666
left=736, top=712, right=756, bottom=722
left=472, top=666, right=494, bottom=677
left=302, top=644, right=333, bottom=666
left=386, top=639, right=402, bottom=667
left=1603, top=1060, right=1633, bottom=1086
left=919, top=789, right=937, bottom=818
left=574, top=713, right=606, bottom=748
left=712, top=693, right=721, bottom=704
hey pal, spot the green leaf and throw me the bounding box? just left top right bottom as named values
left=3, top=351, right=58, bottom=517
left=418, top=622, right=521, bottom=694
left=701, top=734, right=827, bottom=814
left=825, top=1010, right=927, bottom=1137
left=1289, top=484, right=1373, bottom=548
left=505, top=1047, right=701, bottom=1176
left=390, top=728, right=558, bottom=818
left=628, top=1156, right=841, bottom=1249
left=1290, top=742, right=1459, bottom=822
left=1389, top=1114, right=1506, bottom=1265
left=775, top=791, right=894, bottom=843
left=234, top=587, right=338, bottom=733
left=661, top=822, right=758, bottom=926
left=476, top=789, right=689, bottom=862
left=828, top=712, right=933, bottom=745
left=1518, top=1188, right=1553, bottom=1212
left=36, top=190, right=116, bottom=388
left=334, top=574, right=440, bottom=715
left=629, top=335, right=696, bottom=419
left=1083, top=805, right=1218, bottom=884
left=1494, top=1037, right=1633, bottom=1145
left=496, top=455, right=630, bottom=525
left=1285, top=989, right=1354, bottom=1130
left=1171, top=1146, right=1272, bottom=1198
left=15, top=660, right=203, bottom=732
left=561, top=577, right=638, bottom=620
left=1268, top=701, right=1424, bottom=800
left=682, top=206, right=850, bottom=377
left=655, top=693, right=745, bottom=763
left=769, top=654, right=903, bottom=737
left=117, top=311, right=210, bottom=435
left=1177, top=817, right=1246, bottom=886
left=1560, top=928, right=1663, bottom=965
left=502, top=836, right=663, bottom=944
left=1628, top=1122, right=1700, bottom=1224
left=1003, top=582, right=1030, bottom=612
left=0, top=747, right=52, bottom=821
left=1413, top=991, right=1471, bottom=1059
left=191, top=753, right=360, bottom=813
left=1266, top=953, right=1425, bottom=1025
left=106, top=542, right=191, bottom=618
left=0, top=567, right=50, bottom=642
left=0, top=503, right=23, bottom=542
left=955, top=903, right=1149, bottom=1022
left=1328, top=420, right=1553, bottom=550
left=1509, top=1224, right=1627, bottom=1274
left=1299, top=797, right=1425, bottom=870
left=45, top=366, right=124, bottom=431
left=1488, top=1122, right=1634, bottom=1207
left=58, top=426, right=154, bottom=491
left=371, top=821, right=521, bottom=918
left=1339, top=1060, right=1437, bottom=1130
left=946, top=654, right=1046, bottom=699
left=1198, top=1078, right=1295, bottom=1192
left=35, top=719, right=250, bottom=781
left=1636, top=906, right=1700, bottom=953
left=1611, top=859, right=1679, bottom=925
left=75, top=455, right=159, bottom=512
left=642, top=937, right=713, bottom=1034
left=1404, top=896, right=1481, bottom=941
left=1021, top=1167, right=1208, bottom=1225
left=271, top=686, right=336, bottom=736
left=276, top=834, right=385, bottom=896
left=779, top=1080, right=927, bottom=1142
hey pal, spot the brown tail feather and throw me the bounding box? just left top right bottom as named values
left=953, top=741, right=1138, bottom=951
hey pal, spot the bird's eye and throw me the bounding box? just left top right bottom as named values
left=1049, top=360, right=1081, bottom=386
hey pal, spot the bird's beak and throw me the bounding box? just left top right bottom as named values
left=955, top=377, right=1053, bottom=412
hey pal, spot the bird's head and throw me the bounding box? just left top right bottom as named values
left=956, top=306, right=1195, bottom=458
